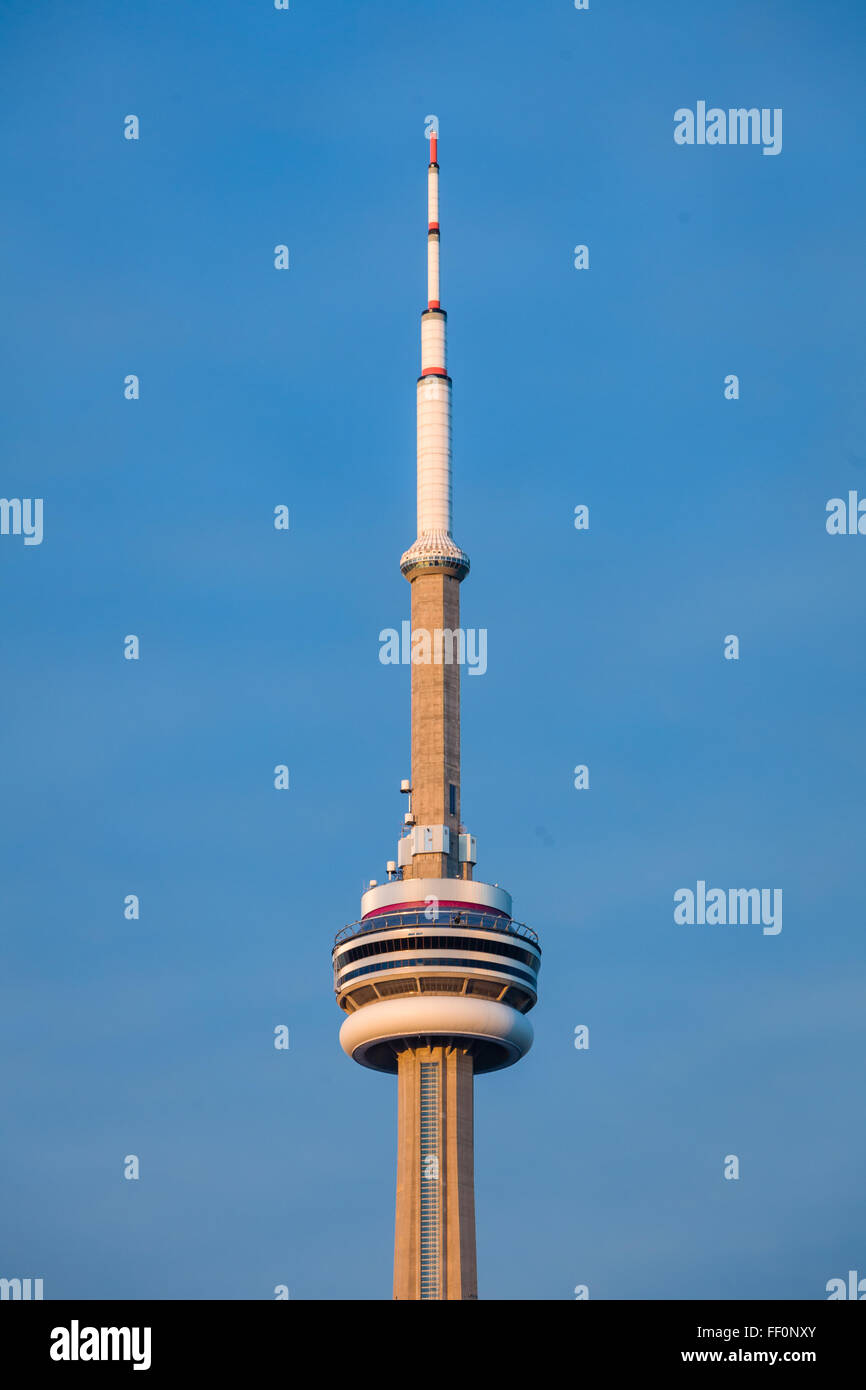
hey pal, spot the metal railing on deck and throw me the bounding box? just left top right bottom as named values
left=334, top=911, right=538, bottom=949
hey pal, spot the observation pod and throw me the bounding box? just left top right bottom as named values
left=334, top=879, right=539, bottom=1074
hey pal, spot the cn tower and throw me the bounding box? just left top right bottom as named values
left=333, top=132, right=541, bottom=1301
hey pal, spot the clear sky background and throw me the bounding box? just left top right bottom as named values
left=2, top=0, right=864, bottom=1300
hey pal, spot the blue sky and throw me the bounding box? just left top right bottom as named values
left=1, top=0, right=865, bottom=1299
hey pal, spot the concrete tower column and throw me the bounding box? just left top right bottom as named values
left=405, top=568, right=462, bottom=877
left=394, top=1045, right=477, bottom=1300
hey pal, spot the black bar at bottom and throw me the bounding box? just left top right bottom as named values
left=3, top=1298, right=861, bottom=1377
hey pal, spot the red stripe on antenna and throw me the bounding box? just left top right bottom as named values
left=430, top=133, right=438, bottom=164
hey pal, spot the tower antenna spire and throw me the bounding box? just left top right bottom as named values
left=428, top=131, right=439, bottom=310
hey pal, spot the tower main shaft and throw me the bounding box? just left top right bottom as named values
left=394, top=1045, right=477, bottom=1299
